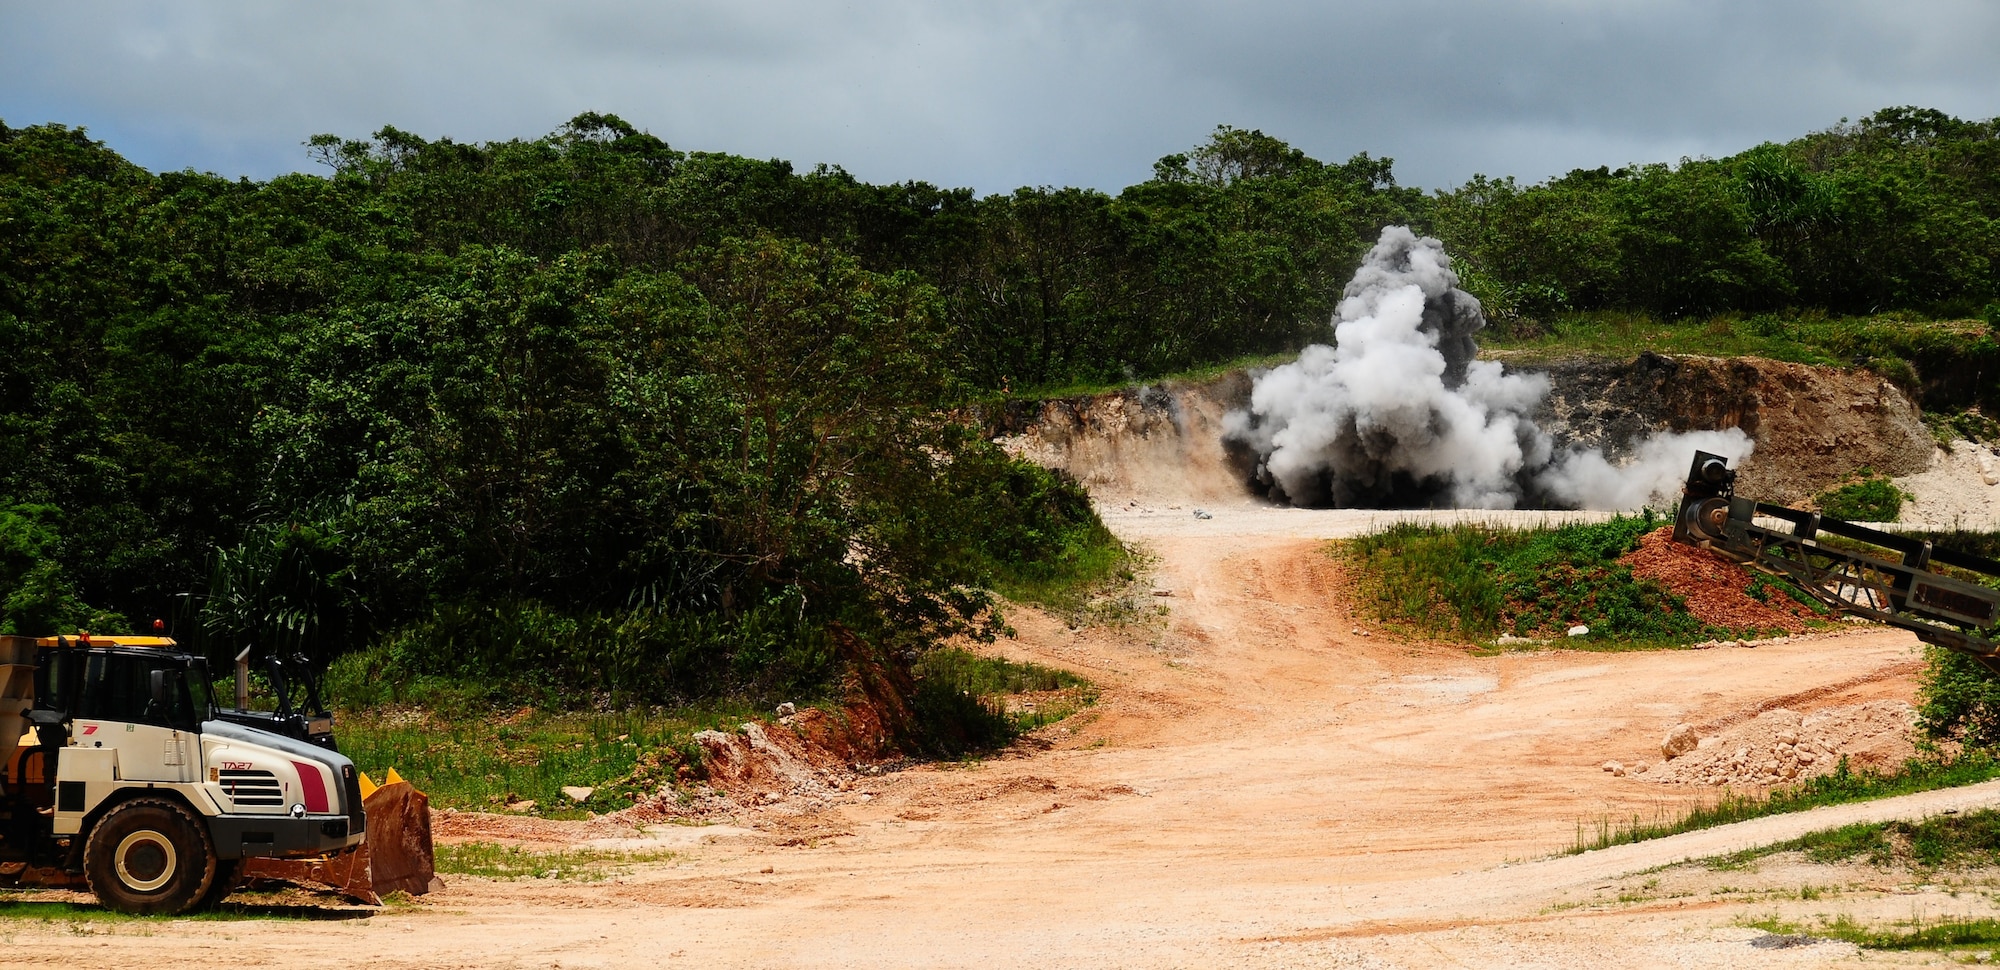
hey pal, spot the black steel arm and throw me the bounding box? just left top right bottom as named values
left=1672, top=450, right=2000, bottom=672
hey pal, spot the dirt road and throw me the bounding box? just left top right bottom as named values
left=15, top=508, right=1984, bottom=968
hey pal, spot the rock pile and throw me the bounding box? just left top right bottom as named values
left=1641, top=701, right=1918, bottom=787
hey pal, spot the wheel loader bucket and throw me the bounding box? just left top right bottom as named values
left=358, top=775, right=440, bottom=897
left=240, top=771, right=439, bottom=905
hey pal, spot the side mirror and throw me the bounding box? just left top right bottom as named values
left=150, top=669, right=169, bottom=708
left=25, top=708, right=69, bottom=747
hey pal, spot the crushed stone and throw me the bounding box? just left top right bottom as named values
left=1893, top=440, right=2000, bottom=529
left=1643, top=700, right=1916, bottom=788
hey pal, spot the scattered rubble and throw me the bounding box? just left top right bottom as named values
left=1643, top=701, right=1918, bottom=787
left=1661, top=723, right=1700, bottom=760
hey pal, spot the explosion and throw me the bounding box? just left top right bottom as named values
left=1222, top=226, right=1750, bottom=510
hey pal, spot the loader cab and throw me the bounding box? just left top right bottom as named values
left=28, top=638, right=212, bottom=789
left=1, top=636, right=215, bottom=859
left=37, top=640, right=212, bottom=735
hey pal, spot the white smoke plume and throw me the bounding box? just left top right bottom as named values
left=1222, top=226, right=1752, bottom=511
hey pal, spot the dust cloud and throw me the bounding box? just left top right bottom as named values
left=1222, top=226, right=1751, bottom=510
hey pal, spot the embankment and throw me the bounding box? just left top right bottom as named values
left=994, top=353, right=1938, bottom=510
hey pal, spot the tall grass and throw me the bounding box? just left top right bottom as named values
left=1570, top=756, right=2000, bottom=853
left=336, top=702, right=743, bottom=817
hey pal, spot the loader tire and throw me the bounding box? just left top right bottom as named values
left=196, top=857, right=244, bottom=910
left=83, top=798, right=217, bottom=916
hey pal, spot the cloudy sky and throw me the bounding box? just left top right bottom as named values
left=4, top=1, right=1996, bottom=194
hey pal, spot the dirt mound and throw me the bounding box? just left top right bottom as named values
left=1619, top=527, right=1818, bottom=633
left=1641, top=701, right=1917, bottom=787
left=613, top=646, right=912, bottom=825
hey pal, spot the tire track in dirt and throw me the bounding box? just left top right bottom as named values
left=10, top=507, right=1964, bottom=969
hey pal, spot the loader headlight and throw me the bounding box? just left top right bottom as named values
left=291, top=803, right=307, bottom=819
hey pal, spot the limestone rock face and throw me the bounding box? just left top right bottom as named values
left=1531, top=352, right=1932, bottom=506
left=991, top=353, right=1931, bottom=510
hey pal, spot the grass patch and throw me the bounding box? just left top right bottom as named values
left=1927, top=409, right=2000, bottom=450
left=1815, top=474, right=1909, bottom=522
left=989, top=536, right=1135, bottom=618
left=1346, top=513, right=1762, bottom=645
left=1571, top=755, right=2000, bottom=854
left=1723, top=807, right=2000, bottom=870
left=336, top=700, right=749, bottom=818
left=433, top=842, right=677, bottom=881
left=910, top=648, right=1097, bottom=757
left=0, top=896, right=334, bottom=923
left=1748, top=913, right=2000, bottom=951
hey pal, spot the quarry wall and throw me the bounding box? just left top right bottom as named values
left=993, top=353, right=1935, bottom=510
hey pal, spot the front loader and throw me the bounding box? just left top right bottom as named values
left=0, top=633, right=435, bottom=913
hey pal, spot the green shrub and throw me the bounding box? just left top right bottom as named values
left=1815, top=476, right=1907, bottom=522
left=908, top=648, right=1095, bottom=756
left=945, top=448, right=1128, bottom=609
left=1347, top=514, right=1725, bottom=644
left=327, top=587, right=838, bottom=709
left=1918, top=647, right=2000, bottom=750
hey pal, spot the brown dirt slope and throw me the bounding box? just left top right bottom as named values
left=1001, top=354, right=1933, bottom=509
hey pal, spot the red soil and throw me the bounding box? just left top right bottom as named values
left=1621, top=527, right=1819, bottom=634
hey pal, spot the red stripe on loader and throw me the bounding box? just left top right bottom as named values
left=290, top=760, right=329, bottom=813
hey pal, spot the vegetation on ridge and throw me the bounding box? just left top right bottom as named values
left=1344, top=514, right=1795, bottom=645
left=2, top=104, right=1996, bottom=727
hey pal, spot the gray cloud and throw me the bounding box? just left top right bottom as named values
left=2, top=1, right=1995, bottom=193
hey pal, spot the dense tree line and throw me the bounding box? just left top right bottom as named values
left=0, top=116, right=1110, bottom=700
left=1, top=106, right=1993, bottom=701
left=1435, top=107, right=1999, bottom=323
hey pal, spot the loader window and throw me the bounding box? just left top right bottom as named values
left=183, top=661, right=212, bottom=723
left=74, top=653, right=198, bottom=729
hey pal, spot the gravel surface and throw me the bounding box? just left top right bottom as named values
left=12, top=510, right=1966, bottom=970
